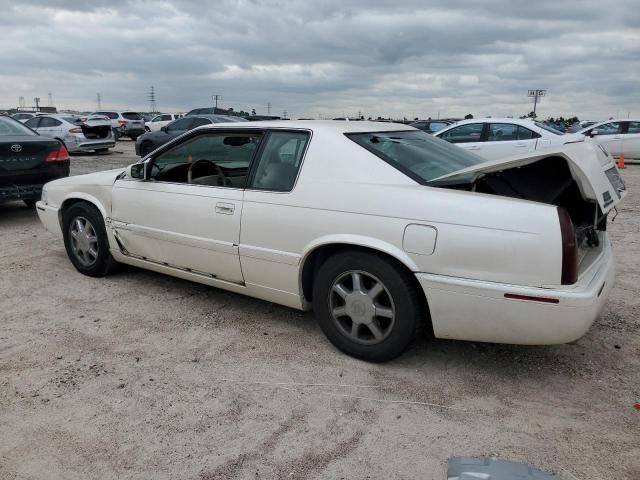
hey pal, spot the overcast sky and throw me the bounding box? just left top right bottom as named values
left=1, top=0, right=638, bottom=119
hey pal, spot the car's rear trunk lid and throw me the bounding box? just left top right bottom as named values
left=79, top=118, right=111, bottom=139
left=0, top=136, right=59, bottom=175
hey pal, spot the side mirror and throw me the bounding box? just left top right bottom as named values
left=590, top=129, right=600, bottom=137
left=126, top=163, right=146, bottom=180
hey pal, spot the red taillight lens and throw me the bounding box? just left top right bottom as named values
left=117, top=119, right=128, bottom=124
left=68, top=127, right=82, bottom=133
left=558, top=207, right=578, bottom=285
left=46, top=145, right=70, bottom=162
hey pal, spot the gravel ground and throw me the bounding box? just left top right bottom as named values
left=1, top=141, right=638, bottom=480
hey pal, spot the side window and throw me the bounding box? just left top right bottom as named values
left=439, top=123, right=483, bottom=143
left=487, top=123, right=518, bottom=142
left=38, top=117, right=61, bottom=127
left=24, top=117, right=41, bottom=129
left=626, top=121, right=640, bottom=134
left=159, top=114, right=172, bottom=121
left=517, top=126, right=539, bottom=140
left=595, top=122, right=621, bottom=135
left=150, top=133, right=261, bottom=187
left=249, top=131, right=309, bottom=192
left=166, top=118, right=193, bottom=132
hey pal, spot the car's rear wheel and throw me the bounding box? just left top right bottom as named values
left=139, top=141, right=155, bottom=157
left=312, top=250, right=422, bottom=362
left=62, top=202, right=118, bottom=277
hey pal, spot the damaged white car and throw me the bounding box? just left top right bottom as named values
left=36, top=121, right=626, bottom=362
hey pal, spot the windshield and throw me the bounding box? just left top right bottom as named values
left=347, top=130, right=485, bottom=184
left=0, top=115, right=37, bottom=136
left=534, top=121, right=564, bottom=135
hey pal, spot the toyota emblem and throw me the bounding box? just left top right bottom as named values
left=10, top=144, right=22, bottom=153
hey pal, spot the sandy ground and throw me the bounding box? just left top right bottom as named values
left=0, top=140, right=638, bottom=480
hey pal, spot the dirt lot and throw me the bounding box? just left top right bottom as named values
left=1, top=140, right=638, bottom=480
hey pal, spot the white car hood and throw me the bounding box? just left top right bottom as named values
left=47, top=168, right=124, bottom=188
left=432, top=142, right=626, bottom=213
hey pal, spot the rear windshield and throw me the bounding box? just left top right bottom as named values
left=0, top=115, right=37, bottom=136
left=63, top=117, right=81, bottom=123
left=122, top=112, right=142, bottom=120
left=347, top=130, right=485, bottom=184
left=534, top=121, right=563, bottom=135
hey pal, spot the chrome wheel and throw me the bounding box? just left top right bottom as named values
left=69, top=216, right=99, bottom=266
left=328, top=270, right=395, bottom=345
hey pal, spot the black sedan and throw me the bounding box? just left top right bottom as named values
left=135, top=115, right=248, bottom=157
left=0, top=115, right=70, bottom=207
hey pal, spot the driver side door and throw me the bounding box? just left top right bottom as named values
left=110, top=130, right=262, bottom=284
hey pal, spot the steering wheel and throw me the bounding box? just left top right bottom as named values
left=187, top=159, right=229, bottom=186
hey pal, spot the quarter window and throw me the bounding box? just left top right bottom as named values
left=517, top=126, right=539, bottom=140
left=150, top=133, right=261, bottom=187
left=166, top=118, right=193, bottom=132
left=38, top=117, right=61, bottom=127
left=249, top=131, right=309, bottom=192
left=24, top=117, right=41, bottom=129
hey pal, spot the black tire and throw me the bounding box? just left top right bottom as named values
left=129, top=135, right=138, bottom=141
left=23, top=199, right=36, bottom=208
left=112, top=129, right=120, bottom=141
left=62, top=202, right=118, bottom=277
left=139, top=141, right=155, bottom=157
left=312, top=250, right=423, bottom=362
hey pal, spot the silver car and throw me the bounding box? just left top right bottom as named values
left=24, top=114, right=115, bottom=153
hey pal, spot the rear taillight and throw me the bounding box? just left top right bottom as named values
left=558, top=207, right=578, bottom=284
left=118, top=119, right=128, bottom=124
left=46, top=145, right=70, bottom=162
left=68, top=127, right=82, bottom=133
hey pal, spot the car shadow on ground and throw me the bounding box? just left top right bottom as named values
left=115, top=263, right=597, bottom=381
left=0, top=201, right=39, bottom=222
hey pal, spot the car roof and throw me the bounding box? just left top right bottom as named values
left=192, top=120, right=416, bottom=134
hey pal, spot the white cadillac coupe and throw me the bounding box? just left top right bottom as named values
left=36, top=121, right=626, bottom=362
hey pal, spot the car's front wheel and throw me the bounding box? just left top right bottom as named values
left=312, top=250, right=423, bottom=362
left=62, top=202, right=118, bottom=277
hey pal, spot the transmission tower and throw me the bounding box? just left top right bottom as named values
left=47, top=92, right=53, bottom=107
left=96, top=93, right=102, bottom=110
left=212, top=94, right=222, bottom=109
left=18, top=96, right=25, bottom=108
left=148, top=86, right=157, bottom=113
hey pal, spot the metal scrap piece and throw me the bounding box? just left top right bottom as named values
left=447, top=457, right=559, bottom=480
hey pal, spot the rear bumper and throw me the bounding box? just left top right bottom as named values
left=0, top=183, right=44, bottom=203
left=68, top=140, right=116, bottom=152
left=36, top=201, right=62, bottom=239
left=417, top=238, right=615, bottom=345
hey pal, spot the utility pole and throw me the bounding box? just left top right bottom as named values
left=267, top=102, right=271, bottom=115
left=212, top=94, right=222, bottom=109
left=18, top=96, right=25, bottom=108
left=148, top=86, right=157, bottom=113
left=47, top=92, right=53, bottom=107
left=34, top=97, right=40, bottom=111
left=96, top=92, right=102, bottom=110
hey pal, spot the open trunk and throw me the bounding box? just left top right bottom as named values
left=80, top=119, right=111, bottom=139
left=432, top=144, right=626, bottom=280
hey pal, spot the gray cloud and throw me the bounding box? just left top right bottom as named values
left=0, top=0, right=638, bottom=119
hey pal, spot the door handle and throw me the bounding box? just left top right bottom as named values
left=215, top=202, right=235, bottom=215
